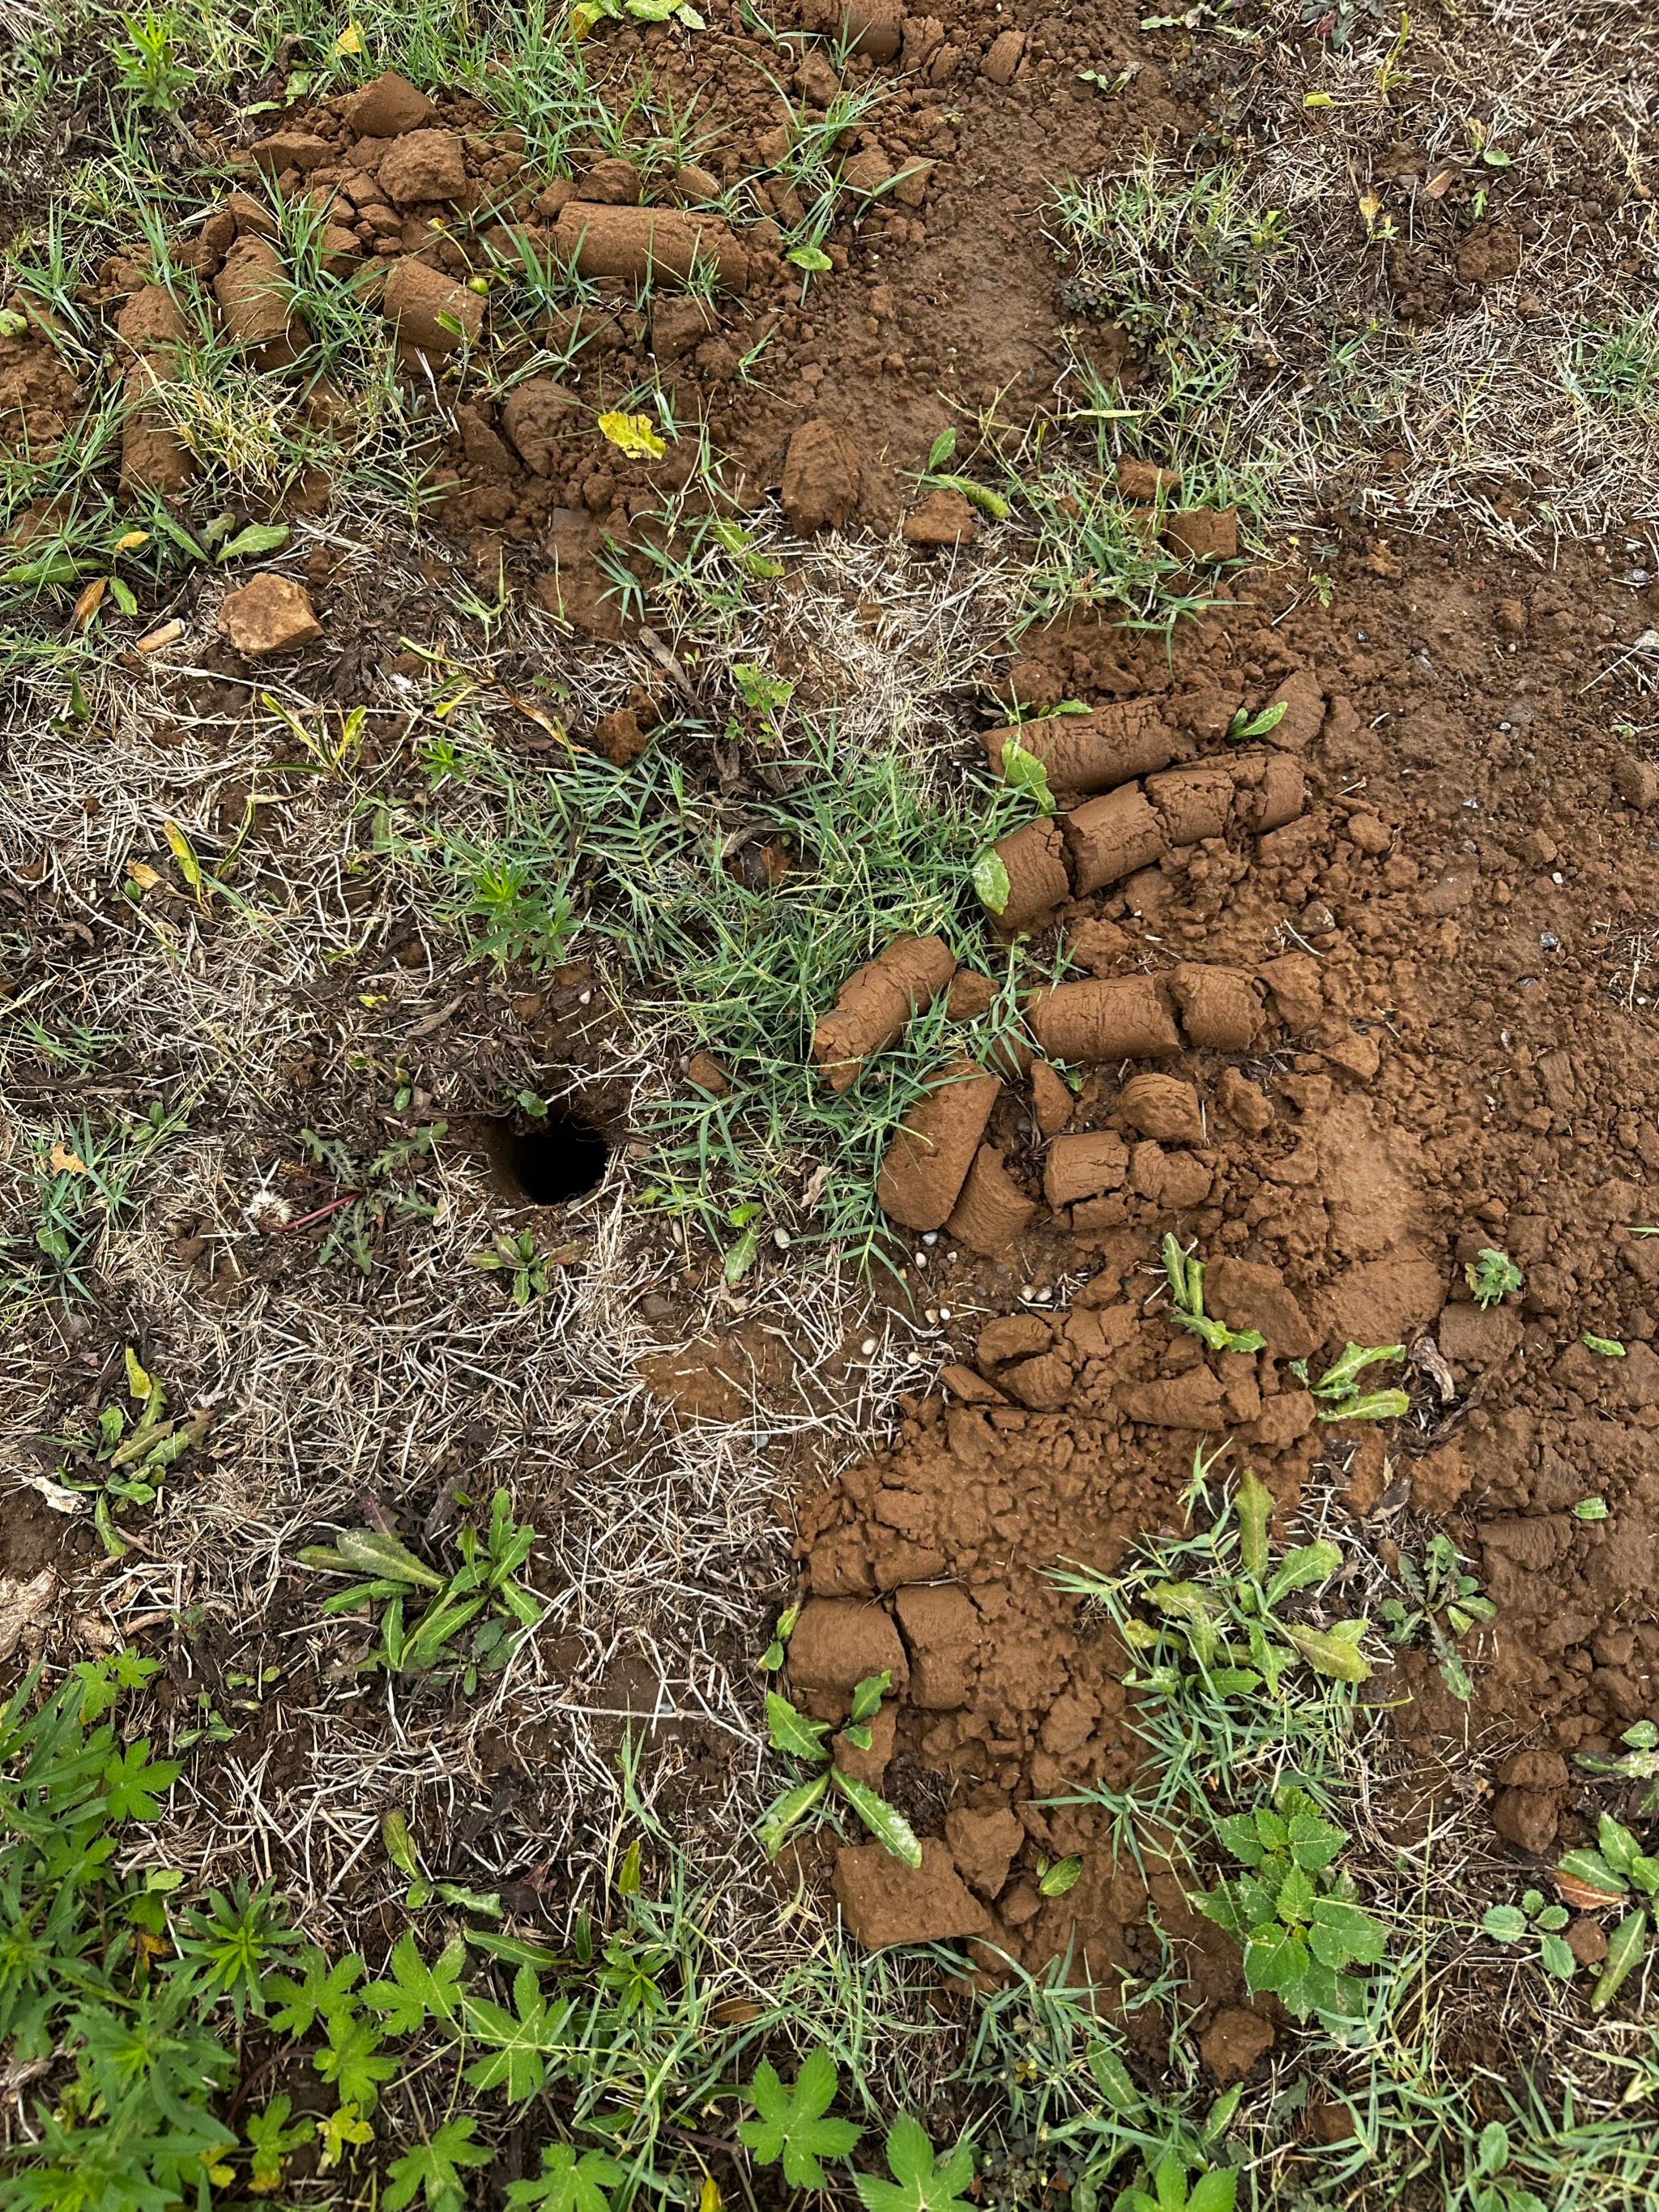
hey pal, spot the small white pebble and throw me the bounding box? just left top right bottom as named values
left=860, top=1337, right=878, bottom=1356
left=925, top=1308, right=939, bottom=1325
left=939, top=1306, right=952, bottom=1321
left=921, top=1231, right=939, bottom=1245
left=914, top=1249, right=928, bottom=1266
left=1036, top=1287, right=1053, bottom=1303
left=772, top=1228, right=791, bottom=1249
left=1020, top=1283, right=1036, bottom=1299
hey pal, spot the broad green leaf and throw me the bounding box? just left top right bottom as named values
left=1556, top=1848, right=1627, bottom=1898
left=1038, top=1855, right=1083, bottom=1897
left=738, top=2048, right=863, bottom=2188
left=1598, top=1814, right=1642, bottom=1877
left=831, top=1767, right=923, bottom=1865
left=507, top=2144, right=627, bottom=2212
left=1234, top=1467, right=1272, bottom=1577
left=597, top=410, right=667, bottom=459
left=102, top=1739, right=179, bottom=1821
left=1243, top=1919, right=1305, bottom=1993
left=1264, top=1540, right=1342, bottom=1606
left=1539, top=1932, right=1577, bottom=1979
left=216, top=523, right=290, bottom=562
left=1282, top=1620, right=1372, bottom=1682
left=1085, top=2040, right=1141, bottom=2113
left=1311, top=1341, right=1403, bottom=1399
left=971, top=848, right=1011, bottom=916
left=1307, top=1895, right=1388, bottom=1969
left=332, top=1528, right=446, bottom=1589
left=1216, top=1814, right=1265, bottom=1867
left=314, top=2011, right=397, bottom=2111
left=855, top=2115, right=975, bottom=2212
left=463, top=1969, right=570, bottom=2102
left=1189, top=2171, right=1238, bottom=2212
left=766, top=1691, right=833, bottom=1762
left=759, top=1771, right=830, bottom=1856
left=1318, top=1388, right=1410, bottom=1423
left=360, top=1931, right=466, bottom=2035
left=385, top=2116, right=493, bottom=2211
left=266, top=1949, right=365, bottom=2035
left=787, top=244, right=834, bottom=271
left=1592, top=1909, right=1648, bottom=2011
left=928, top=428, right=957, bottom=471
left=1481, top=1905, right=1528, bottom=1941
left=1286, top=1808, right=1346, bottom=1873
left=1475, top=2121, right=1511, bottom=2176
left=1000, top=735, right=1056, bottom=814
left=848, top=1671, right=891, bottom=1725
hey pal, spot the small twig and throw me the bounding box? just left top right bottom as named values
left=270, top=1194, right=361, bottom=1234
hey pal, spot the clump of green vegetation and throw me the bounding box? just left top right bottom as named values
left=1482, top=1888, right=1578, bottom=1979
left=293, top=1123, right=446, bottom=1273
left=1291, top=1339, right=1410, bottom=1423
left=1567, top=309, right=1659, bottom=421
left=759, top=1673, right=920, bottom=1865
left=1161, top=1235, right=1265, bottom=1356
left=1380, top=1534, right=1495, bottom=1700
left=1466, top=1247, right=1524, bottom=1308
left=51, top=1346, right=210, bottom=1555
left=297, top=1490, right=544, bottom=1691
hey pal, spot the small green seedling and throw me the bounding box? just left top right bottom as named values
left=297, top=1491, right=544, bottom=1691
left=1583, top=1333, right=1626, bottom=1357
left=1379, top=1533, right=1495, bottom=1701
left=1293, top=1340, right=1408, bottom=1423
left=1482, top=1889, right=1576, bottom=1977
left=919, top=426, right=1012, bottom=519
left=1466, top=1248, right=1523, bottom=1308
left=761, top=1603, right=800, bottom=1672
left=1162, top=1236, right=1265, bottom=1355
left=469, top=1230, right=552, bottom=1305
left=1000, top=733, right=1057, bottom=814
left=757, top=1676, right=920, bottom=1866
left=1226, top=700, right=1288, bottom=741
left=853, top=2114, right=975, bottom=2212
left=1462, top=2123, right=1549, bottom=2212
left=1196, top=1785, right=1390, bottom=2023
left=54, top=1346, right=211, bottom=1553
left=1037, top=1854, right=1084, bottom=1897
left=1556, top=1813, right=1659, bottom=2010
left=1575, top=1497, right=1610, bottom=1522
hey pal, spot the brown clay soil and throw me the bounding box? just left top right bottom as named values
left=6, top=0, right=1659, bottom=2112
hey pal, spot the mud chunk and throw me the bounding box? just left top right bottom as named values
left=1613, top=754, right=1659, bottom=810
left=1064, top=784, right=1167, bottom=895
left=1259, top=954, right=1323, bottom=1035
left=945, top=1806, right=1023, bottom=1898
left=382, top=256, right=484, bottom=354
left=986, top=705, right=1176, bottom=798
left=1265, top=668, right=1324, bottom=750
left=1437, top=1302, right=1522, bottom=1367
left=1346, top=811, right=1391, bottom=855
left=788, top=1598, right=909, bottom=1712
left=216, top=574, right=322, bottom=656
left=1455, top=223, right=1520, bottom=284
left=833, top=1702, right=896, bottom=1789
left=893, top=1584, right=981, bottom=1708
left=939, top=1363, right=1007, bottom=1404
left=1410, top=1441, right=1471, bottom=1516
left=592, top=707, right=653, bottom=767
left=1201, top=2008, right=1275, bottom=2082
left=1000, top=1351, right=1074, bottom=1411
left=582, top=156, right=643, bottom=204
left=1128, top=1142, right=1212, bottom=1211
left=945, top=1147, right=1038, bottom=1256
left=984, top=816, right=1070, bottom=931
left=1491, top=1787, right=1559, bottom=1855
left=1118, top=457, right=1180, bottom=499
left=1044, top=1132, right=1128, bottom=1209
left=833, top=1838, right=988, bottom=1949
left=1064, top=918, right=1131, bottom=976
left=686, top=1053, right=731, bottom=1097
left=1119, top=1072, right=1204, bottom=1147
left=1567, top=1918, right=1608, bottom=1966
left=1247, top=750, right=1307, bottom=833
left=1479, top=1517, right=1575, bottom=1573
left=1214, top=1067, right=1272, bottom=1134
left=1165, top=508, right=1237, bottom=562
left=980, top=28, right=1026, bottom=81
left=121, top=385, right=197, bottom=496
left=1497, top=1749, right=1569, bottom=1791
left=249, top=130, right=331, bottom=174
left=1027, top=977, right=1178, bottom=1065
left=876, top=1062, right=1000, bottom=1228
left=1253, top=1390, right=1315, bottom=1448
left=346, top=70, right=436, bottom=138
left=903, top=488, right=975, bottom=546
left=554, top=202, right=749, bottom=289
left=977, top=1315, right=1053, bottom=1370
left=1029, top=1060, right=1073, bottom=1137
left=946, top=971, right=998, bottom=1020
left=1419, top=860, right=1479, bottom=915
left=650, top=294, right=716, bottom=359
left=1171, top=964, right=1263, bottom=1051
left=1206, top=1258, right=1316, bottom=1357
left=1116, top=1365, right=1227, bottom=1429
left=782, top=418, right=862, bottom=532
left=115, top=284, right=188, bottom=358
left=500, top=376, right=578, bottom=472
left=1145, top=761, right=1237, bottom=845
left=1316, top=1258, right=1444, bottom=1347
left=377, top=128, right=467, bottom=206
left=813, top=934, right=956, bottom=1091
left=794, top=49, right=842, bottom=104
left=213, top=236, right=304, bottom=366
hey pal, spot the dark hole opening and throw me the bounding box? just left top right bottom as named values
left=496, top=1112, right=610, bottom=1205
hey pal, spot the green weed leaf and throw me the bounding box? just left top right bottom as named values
left=738, top=2048, right=864, bottom=2187
left=972, top=847, right=1012, bottom=916
left=766, top=1691, right=833, bottom=1762
left=101, top=1739, right=179, bottom=1821
left=360, top=1931, right=466, bottom=2035
left=385, top=2116, right=493, bottom=2212
left=831, top=1767, right=923, bottom=1865
left=854, top=2114, right=975, bottom=2212
left=1593, top=1910, right=1648, bottom=2010
left=507, top=2144, right=627, bottom=2212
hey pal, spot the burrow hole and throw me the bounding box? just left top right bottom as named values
left=491, top=1111, right=611, bottom=1205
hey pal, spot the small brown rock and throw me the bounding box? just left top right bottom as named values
left=1345, top=811, right=1391, bottom=855
left=1029, top=1060, right=1073, bottom=1138
left=216, top=574, right=322, bottom=657
left=1214, top=1067, right=1273, bottom=1134
left=1566, top=1917, right=1609, bottom=1966
left=1201, top=2008, right=1275, bottom=2082
left=795, top=49, right=842, bottom=105
left=1118, top=1071, right=1204, bottom=1147
left=980, top=27, right=1026, bottom=82
left=686, top=1052, right=731, bottom=1097
left=377, top=128, right=468, bottom=207
left=382, top=256, right=484, bottom=354
left=902, top=488, right=975, bottom=548
left=833, top=1838, right=988, bottom=1949
left=1491, top=1787, right=1559, bottom=1855
left=945, top=1805, right=1023, bottom=1898
left=782, top=419, right=862, bottom=532
left=346, top=70, right=436, bottom=139
left=1165, top=508, right=1238, bottom=563
left=1614, top=754, right=1659, bottom=810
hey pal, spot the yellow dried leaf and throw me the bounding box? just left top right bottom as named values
left=72, top=577, right=108, bottom=630
left=335, top=20, right=364, bottom=52
left=50, top=1143, right=87, bottom=1174
left=137, top=619, right=184, bottom=653
left=598, top=409, right=667, bottom=459
left=127, top=861, right=164, bottom=890
left=114, top=530, right=150, bottom=552
left=1357, top=188, right=1384, bottom=233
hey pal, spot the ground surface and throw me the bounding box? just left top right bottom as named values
left=5, top=0, right=1659, bottom=2207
